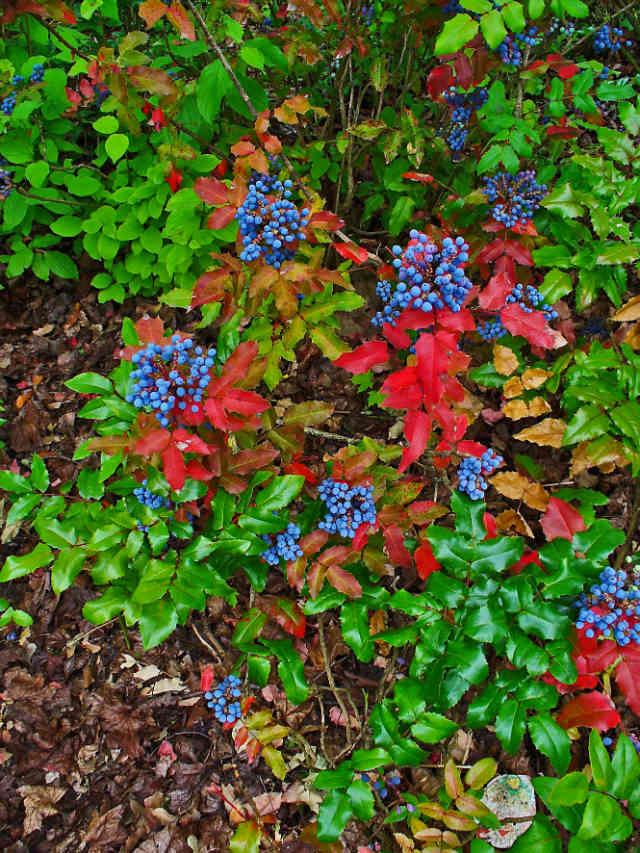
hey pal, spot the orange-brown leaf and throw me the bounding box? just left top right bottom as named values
left=493, top=343, right=519, bottom=376
left=514, top=417, right=567, bottom=448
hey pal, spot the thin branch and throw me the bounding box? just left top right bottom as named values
left=318, top=613, right=353, bottom=757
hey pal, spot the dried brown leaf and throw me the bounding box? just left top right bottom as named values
left=495, top=509, right=534, bottom=538
left=493, top=344, right=519, bottom=376
left=503, top=377, right=523, bottom=398
left=527, top=396, right=552, bottom=417
left=502, top=400, right=530, bottom=420
left=612, top=294, right=640, bottom=322
left=18, top=785, right=66, bottom=835
left=521, top=368, right=550, bottom=389
left=570, top=438, right=629, bottom=476
left=514, top=418, right=567, bottom=448
left=82, top=804, right=125, bottom=848
left=490, top=472, right=549, bottom=511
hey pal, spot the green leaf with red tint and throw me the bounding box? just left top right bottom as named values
left=326, top=565, right=362, bottom=597
left=207, top=206, right=237, bottom=230
left=262, top=596, right=307, bottom=637
left=127, top=66, right=179, bottom=101
left=191, top=269, right=229, bottom=309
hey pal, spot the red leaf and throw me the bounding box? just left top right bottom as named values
left=135, top=316, right=166, bottom=345
left=335, top=36, right=354, bottom=59
left=204, top=398, right=230, bottom=431
left=494, top=254, right=516, bottom=283
left=616, top=650, right=640, bottom=715
left=415, top=333, right=445, bottom=406
left=308, top=211, right=345, bottom=231
left=427, top=64, right=454, bottom=99
left=333, top=241, right=369, bottom=265
left=399, top=410, right=431, bottom=473
left=207, top=206, right=237, bottom=230
left=138, top=0, right=168, bottom=28
left=503, top=240, right=533, bottom=266
left=402, top=172, right=435, bottom=184
left=334, top=341, right=389, bottom=374
left=185, top=459, right=215, bottom=481
left=194, top=177, right=229, bottom=205
left=162, top=443, right=186, bottom=491
left=546, top=123, right=580, bottom=139
left=415, top=541, right=441, bottom=580
left=475, top=239, right=506, bottom=264
left=166, top=2, right=195, bottom=40
left=541, top=497, right=586, bottom=542
left=501, top=303, right=554, bottom=349
left=383, top=525, right=412, bottom=568
left=483, top=511, right=498, bottom=539
left=223, top=388, right=269, bottom=417
left=556, top=692, right=621, bottom=732
left=191, top=269, right=229, bottom=309
left=200, top=666, right=214, bottom=692
left=479, top=272, right=513, bottom=312
left=509, top=550, right=542, bottom=576
left=166, top=166, right=182, bottom=193
left=326, top=565, right=362, bottom=597
left=135, top=429, right=170, bottom=456
left=231, top=140, right=255, bottom=157
left=265, top=598, right=306, bottom=638
left=352, top=521, right=372, bottom=551
left=382, top=321, right=412, bottom=350
left=283, top=460, right=318, bottom=485
left=511, top=219, right=538, bottom=237
left=208, top=341, right=259, bottom=396
left=436, top=307, right=475, bottom=332
left=299, top=529, right=329, bottom=556
left=454, top=53, right=472, bottom=89
left=556, top=63, right=580, bottom=80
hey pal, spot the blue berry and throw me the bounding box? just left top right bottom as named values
left=457, top=451, right=503, bottom=501
left=317, top=478, right=377, bottom=539
left=0, top=163, right=12, bottom=201
left=236, top=171, right=308, bottom=269
left=574, top=566, right=640, bottom=647
left=594, top=25, right=632, bottom=55
left=1, top=93, right=17, bottom=115
left=11, top=75, right=24, bottom=86
left=362, top=5, right=374, bottom=25
left=261, top=523, right=303, bottom=565
left=497, top=34, right=523, bottom=67
left=134, top=481, right=171, bottom=510
left=124, top=336, right=217, bottom=426
left=204, top=674, right=243, bottom=725
left=372, top=231, right=472, bottom=327
left=505, top=283, right=558, bottom=323
left=30, top=64, right=44, bottom=83
left=482, top=171, right=547, bottom=229
left=443, top=86, right=488, bottom=154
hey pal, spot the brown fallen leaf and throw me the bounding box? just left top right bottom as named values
left=490, top=472, right=549, bottom=511
left=624, top=322, right=640, bottom=350
left=521, top=368, right=550, bottom=389
left=612, top=294, right=640, bottom=322
left=503, top=377, right=524, bottom=398
left=570, top=438, right=629, bottom=476
left=82, top=804, right=126, bottom=848
left=493, top=344, right=519, bottom=376
left=502, top=400, right=530, bottom=420
left=18, top=785, right=66, bottom=835
left=495, top=509, right=534, bottom=538
left=514, top=418, right=567, bottom=448
left=527, top=396, right=552, bottom=417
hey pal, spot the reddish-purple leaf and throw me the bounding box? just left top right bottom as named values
left=556, top=692, right=621, bottom=732
left=501, top=303, right=554, bottom=349
left=503, top=240, right=533, bottom=267
left=206, top=206, right=237, bottom=230
left=194, top=177, right=229, bottom=205
left=541, top=497, right=586, bottom=542
left=333, top=241, right=369, bottom=265
left=399, top=410, right=431, bottom=473
left=383, top=525, right=412, bottom=568
left=478, top=272, right=513, bottom=312
left=476, top=239, right=506, bottom=264
left=427, top=64, right=454, bottom=99
left=334, top=341, right=389, bottom=374
left=454, top=52, right=472, bottom=89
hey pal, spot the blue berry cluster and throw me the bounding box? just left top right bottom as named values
left=317, top=478, right=377, bottom=539
left=372, top=231, right=472, bottom=327
left=444, top=86, right=488, bottom=153
left=0, top=160, right=12, bottom=201
left=261, top=523, right=303, bottom=565
left=457, top=450, right=503, bottom=501
left=359, top=772, right=403, bottom=803
left=478, top=317, right=508, bottom=342
left=574, top=566, right=640, bottom=646
left=126, top=336, right=217, bottom=426
left=362, top=5, right=374, bottom=24
left=1, top=92, right=16, bottom=116
left=482, top=170, right=548, bottom=228
left=517, top=25, right=539, bottom=48
left=11, top=74, right=24, bottom=86
left=236, top=172, right=309, bottom=269
left=30, top=64, right=45, bottom=83
left=549, top=18, right=576, bottom=38
left=594, top=25, right=632, bottom=54
left=603, top=732, right=640, bottom=752
left=497, top=34, right=522, bottom=67
left=134, top=481, right=171, bottom=510
left=204, top=675, right=243, bottom=725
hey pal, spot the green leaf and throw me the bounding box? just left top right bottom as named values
left=517, top=602, right=570, bottom=640
left=596, top=243, right=640, bottom=265
left=495, top=699, right=526, bottom=753
left=0, top=543, right=53, bottom=581
left=30, top=454, right=50, bottom=492
left=501, top=2, right=526, bottom=32
left=315, top=765, right=355, bottom=790
left=528, top=714, right=571, bottom=775
left=346, top=778, right=375, bottom=820
left=563, top=405, right=610, bottom=446
left=511, top=815, right=561, bottom=852
left=542, top=183, right=584, bottom=218
left=610, top=734, right=640, bottom=800
left=480, top=9, right=507, bottom=48
left=34, top=517, right=77, bottom=548
left=197, top=60, right=232, bottom=121
left=25, top=161, right=50, bottom=187
left=411, top=713, right=459, bottom=743
left=539, top=269, right=572, bottom=303
left=44, top=251, right=79, bottom=279
left=5, top=493, right=42, bottom=525
left=65, top=372, right=113, bottom=395
left=255, top=475, right=304, bottom=513
left=388, top=196, right=415, bottom=236
left=577, top=792, right=615, bottom=839
left=50, top=216, right=84, bottom=237
left=139, top=598, right=178, bottom=649
left=435, top=14, right=479, bottom=54
left=230, top=821, right=261, bottom=853
left=559, top=0, right=588, bottom=16
left=317, top=791, right=353, bottom=843
left=247, top=655, right=270, bottom=687
left=240, top=44, right=264, bottom=69
left=260, top=637, right=308, bottom=704
left=105, top=133, right=129, bottom=163
left=548, top=771, right=589, bottom=806
left=340, top=600, right=374, bottom=662
left=351, top=747, right=391, bottom=771
left=51, top=547, right=85, bottom=594
left=589, top=730, right=613, bottom=791
left=93, top=115, right=119, bottom=134
left=445, top=640, right=488, bottom=684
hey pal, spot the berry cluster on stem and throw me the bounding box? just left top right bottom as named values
left=261, top=523, right=303, bottom=565
left=593, top=25, right=632, bottom=55
left=574, top=566, right=640, bottom=646
left=478, top=283, right=558, bottom=341
left=482, top=170, right=547, bottom=229
left=317, top=478, right=377, bottom=539
left=444, top=86, right=488, bottom=153
left=204, top=675, right=243, bottom=725
left=457, top=450, right=503, bottom=501
left=134, top=481, right=171, bottom=510
left=372, top=231, right=472, bottom=327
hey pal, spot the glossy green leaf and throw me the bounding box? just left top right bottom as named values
left=0, top=543, right=53, bottom=581
left=528, top=714, right=571, bottom=775
left=317, top=790, right=353, bottom=843
left=435, top=14, right=479, bottom=54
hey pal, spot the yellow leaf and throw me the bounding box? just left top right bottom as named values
left=612, top=294, right=640, bottom=322
left=527, top=396, right=552, bottom=417
left=493, top=344, right=519, bottom=376
left=502, top=400, right=530, bottom=420
left=261, top=745, right=288, bottom=780
left=514, top=418, right=567, bottom=448
left=393, top=833, right=415, bottom=852
left=503, top=377, right=524, bottom=398
left=490, top=471, right=549, bottom=511
left=521, top=368, right=550, bottom=389
left=624, top=322, right=640, bottom=350
left=570, top=437, right=628, bottom=476
left=495, top=509, right=534, bottom=538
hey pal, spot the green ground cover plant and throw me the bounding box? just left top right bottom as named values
left=1, top=0, right=640, bottom=849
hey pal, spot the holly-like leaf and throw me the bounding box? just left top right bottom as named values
left=556, top=692, right=621, bottom=732
left=399, top=410, right=431, bottom=473
left=333, top=241, right=369, bottom=265
left=501, top=303, right=554, bottom=349
left=540, top=497, right=586, bottom=542
left=334, top=341, right=388, bottom=374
